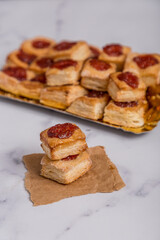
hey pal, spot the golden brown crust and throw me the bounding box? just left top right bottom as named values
left=18, top=81, right=44, bottom=100
left=40, top=150, right=92, bottom=184
left=6, top=50, right=32, bottom=69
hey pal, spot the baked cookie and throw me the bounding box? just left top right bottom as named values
left=67, top=90, right=109, bottom=120
left=21, top=37, right=55, bottom=56
left=6, top=49, right=36, bottom=69
left=99, top=43, right=131, bottom=70
left=40, top=150, right=92, bottom=184
left=107, top=71, right=146, bottom=102
left=81, top=58, right=116, bottom=91
left=40, top=85, right=87, bottom=109
left=30, top=56, right=54, bottom=73
left=0, top=66, right=35, bottom=95
left=40, top=123, right=88, bottom=160
left=124, top=53, right=160, bottom=87
left=46, top=59, right=83, bottom=86
left=50, top=41, right=91, bottom=61
left=103, top=100, right=148, bottom=128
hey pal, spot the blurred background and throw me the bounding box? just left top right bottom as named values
left=0, top=0, right=160, bottom=68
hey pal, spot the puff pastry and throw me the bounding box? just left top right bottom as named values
left=46, top=59, right=83, bottom=86
left=6, top=49, right=36, bottom=69
left=40, top=123, right=87, bottom=160
left=21, top=37, right=55, bottom=56
left=40, top=150, right=92, bottom=184
left=40, top=85, right=87, bottom=109
left=89, top=45, right=101, bottom=58
left=124, top=53, right=160, bottom=87
left=103, top=100, right=148, bottom=128
left=29, top=56, right=54, bottom=73
left=81, top=58, right=116, bottom=91
left=67, top=91, right=109, bottom=120
left=0, top=67, right=35, bottom=95
left=50, top=41, right=91, bottom=61
left=108, top=71, right=146, bottom=102
left=99, top=43, right=131, bottom=71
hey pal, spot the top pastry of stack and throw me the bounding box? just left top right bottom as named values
left=0, top=37, right=160, bottom=128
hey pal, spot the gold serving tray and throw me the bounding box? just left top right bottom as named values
left=0, top=89, right=160, bottom=134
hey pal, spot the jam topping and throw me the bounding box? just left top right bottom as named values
left=114, top=101, right=138, bottom=108
left=87, top=90, right=106, bottom=98
left=89, top=46, right=100, bottom=57
left=62, top=154, right=79, bottom=161
left=54, top=41, right=77, bottom=51
left=47, top=123, right=79, bottom=139
left=36, top=57, right=54, bottom=68
left=3, top=67, right=27, bottom=81
left=103, top=44, right=122, bottom=56
left=118, top=72, right=139, bottom=89
left=30, top=74, right=46, bottom=84
left=90, top=59, right=110, bottom=71
left=17, top=50, right=36, bottom=64
left=51, top=59, right=77, bottom=70
left=133, top=55, right=158, bottom=69
left=32, top=40, right=50, bottom=49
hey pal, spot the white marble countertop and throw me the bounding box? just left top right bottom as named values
left=0, top=0, right=160, bottom=239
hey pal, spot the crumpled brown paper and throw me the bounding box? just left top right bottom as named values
left=23, top=146, right=125, bottom=206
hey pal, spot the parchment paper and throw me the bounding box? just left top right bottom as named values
left=23, top=146, right=125, bottom=206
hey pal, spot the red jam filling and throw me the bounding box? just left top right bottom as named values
left=103, top=44, right=122, bottom=56
left=90, top=59, right=110, bottom=71
left=53, top=41, right=77, bottom=51
left=89, top=46, right=100, bottom=57
left=36, top=57, right=54, bottom=68
left=3, top=67, right=27, bottom=81
left=51, top=59, right=77, bottom=70
left=118, top=72, right=139, bottom=89
left=32, top=40, right=50, bottom=49
left=30, top=74, right=46, bottom=84
left=133, top=55, right=158, bottom=69
left=62, top=154, right=79, bottom=161
left=17, top=50, right=36, bottom=64
left=114, top=101, right=138, bottom=108
left=87, top=90, right=106, bottom=98
left=47, top=123, right=79, bottom=139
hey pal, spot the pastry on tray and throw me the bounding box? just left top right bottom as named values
left=81, top=58, right=116, bottom=91
left=21, top=37, right=56, bottom=56
left=46, top=59, right=83, bottom=86
left=49, top=40, right=91, bottom=61
left=124, top=53, right=160, bottom=87
left=107, top=71, right=146, bottom=102
left=41, top=150, right=92, bottom=184
left=0, top=66, right=35, bottom=95
left=30, top=56, right=54, bottom=73
left=6, top=49, right=36, bottom=69
left=40, top=123, right=88, bottom=160
left=99, top=43, right=131, bottom=71
left=103, top=100, right=148, bottom=128
left=67, top=90, right=109, bottom=120
left=40, top=85, right=87, bottom=109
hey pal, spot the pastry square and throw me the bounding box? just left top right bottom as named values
left=6, top=49, right=36, bottom=69
left=46, top=59, right=83, bottom=86
left=18, top=74, right=46, bottom=100
left=21, top=37, right=55, bottom=56
left=89, top=45, right=102, bottom=58
left=108, top=71, right=146, bottom=102
left=81, top=58, right=116, bottom=91
left=40, top=123, right=88, bottom=160
left=40, top=150, right=92, bottom=184
left=29, top=56, right=54, bottom=73
left=50, top=41, right=91, bottom=61
left=103, top=100, right=148, bottom=128
left=124, top=53, right=160, bottom=87
left=40, top=85, right=87, bottom=109
left=99, top=43, right=131, bottom=71
left=0, top=67, right=35, bottom=95
left=67, top=91, right=109, bottom=120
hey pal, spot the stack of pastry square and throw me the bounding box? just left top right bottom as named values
left=40, top=123, right=92, bottom=184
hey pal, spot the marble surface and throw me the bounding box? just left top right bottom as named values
left=0, top=0, right=160, bottom=239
